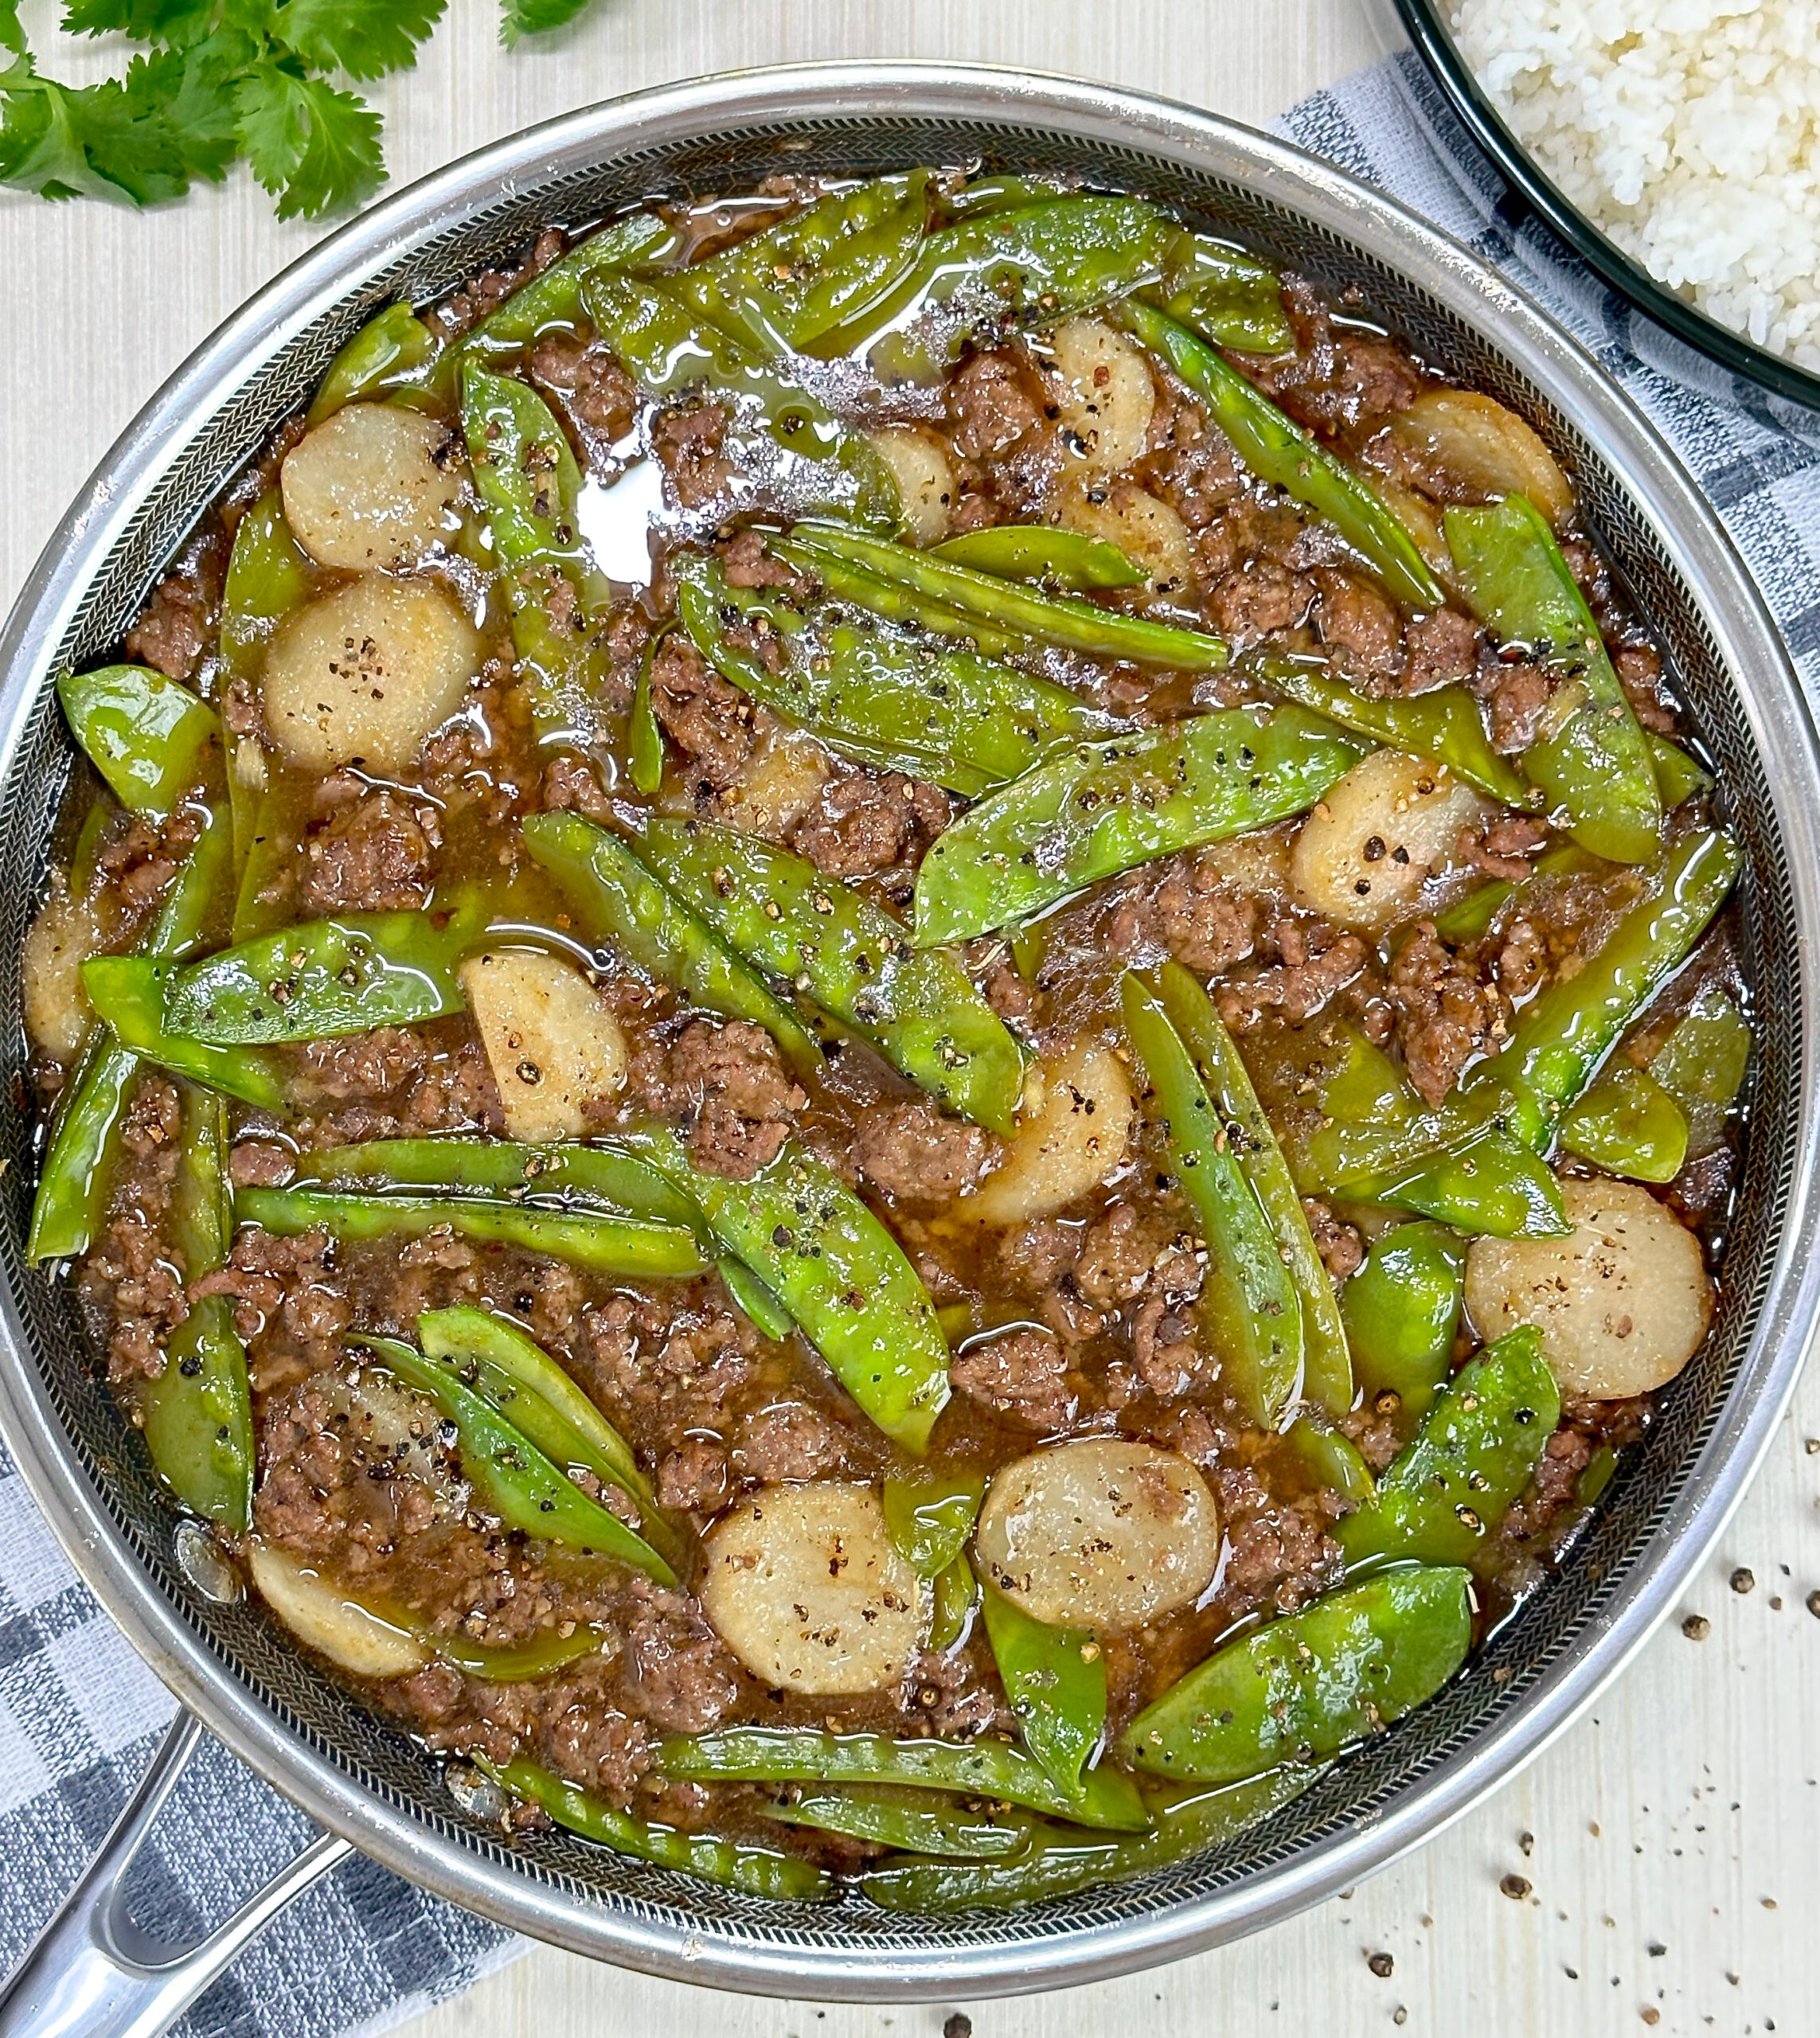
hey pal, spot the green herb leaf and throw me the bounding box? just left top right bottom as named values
left=234, top=60, right=381, bottom=217
left=498, top=0, right=592, bottom=44
left=272, top=0, right=447, bottom=80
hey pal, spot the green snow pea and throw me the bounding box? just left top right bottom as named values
left=139, top=1083, right=253, bottom=1531
left=521, top=810, right=824, bottom=1080
left=821, top=197, right=1176, bottom=382
left=29, top=802, right=233, bottom=1262
left=423, top=1623, right=615, bottom=1683
left=765, top=543, right=1034, bottom=662
left=1445, top=495, right=1662, bottom=864
left=462, top=364, right=605, bottom=602
left=939, top=174, right=1068, bottom=221
left=929, top=525, right=1146, bottom=591
left=1122, top=301, right=1443, bottom=611
left=81, top=957, right=286, bottom=1111
left=1285, top=1418, right=1375, bottom=1506
left=307, top=302, right=439, bottom=422
left=658, top=1727, right=1151, bottom=1832
left=240, top=1186, right=706, bottom=1283
left=783, top=518, right=1230, bottom=671
left=978, top=1579, right=1107, bottom=1800
left=1147, top=230, right=1292, bottom=353
left=671, top=173, right=931, bottom=353
left=636, top=818, right=1025, bottom=1133
left=673, top=551, right=1116, bottom=797
left=357, top=1334, right=677, bottom=1583
left=1247, top=651, right=1529, bottom=806
left=627, top=638, right=664, bottom=795
left=716, top=1255, right=795, bottom=1341
left=1121, top=972, right=1299, bottom=1429
left=761, top=1785, right=1033, bottom=1860
left=1122, top=1567, right=1473, bottom=1783
left=578, top=272, right=899, bottom=529
left=490, top=1755, right=829, bottom=1902
left=914, top=707, right=1362, bottom=948
left=1559, top=1064, right=1689, bottom=1182
left=1374, top=1129, right=1571, bottom=1238
left=628, top=1126, right=951, bottom=1455
left=1338, top=1328, right=1560, bottom=1570
left=456, top=209, right=680, bottom=369
left=929, top=1552, right=979, bottom=1653
left=1649, top=986, right=1751, bottom=1158
left=161, top=904, right=488, bottom=1044
left=58, top=664, right=221, bottom=818
left=862, top=1767, right=1317, bottom=1912
left=1158, top=961, right=1352, bottom=1419
left=1339, top=1222, right=1464, bottom=1425
left=882, top=1469, right=984, bottom=1578
left=221, top=490, right=310, bottom=677
left=1648, top=733, right=1711, bottom=810
left=1432, top=843, right=1597, bottom=944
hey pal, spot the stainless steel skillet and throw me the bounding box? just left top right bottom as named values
left=0, top=58, right=1814, bottom=2028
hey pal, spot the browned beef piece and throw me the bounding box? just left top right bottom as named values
left=298, top=1027, right=429, bottom=1100
left=1312, top=568, right=1402, bottom=681
left=95, top=807, right=204, bottom=922
left=425, top=226, right=564, bottom=340
left=1471, top=658, right=1552, bottom=754
left=908, top=1645, right=1010, bottom=1738
left=620, top=1580, right=743, bottom=1733
left=529, top=330, right=637, bottom=451
left=1127, top=1243, right=1205, bottom=1396
left=1245, top=276, right=1424, bottom=437
left=1207, top=560, right=1313, bottom=644
left=628, top=1018, right=804, bottom=1179
left=1216, top=919, right=1367, bottom=1030
left=125, top=566, right=209, bottom=681
left=1460, top=813, right=1549, bottom=880
left=732, top=1400, right=854, bottom=1483
left=192, top=1224, right=350, bottom=1351
left=787, top=771, right=951, bottom=879
left=1303, top=1198, right=1364, bottom=1283
left=300, top=784, right=438, bottom=915
left=1142, top=386, right=1244, bottom=529
left=1401, top=605, right=1480, bottom=693
left=855, top=1099, right=993, bottom=1204
left=654, top=1437, right=730, bottom=1513
left=651, top=400, right=732, bottom=508
left=1496, top=916, right=1549, bottom=1000
left=1211, top=1461, right=1345, bottom=1616
left=583, top=1292, right=756, bottom=1448
left=540, top=754, right=615, bottom=821
left=79, top=1076, right=186, bottom=1384
left=1072, top=1204, right=1169, bottom=1312
left=1107, top=850, right=1260, bottom=973
left=647, top=634, right=754, bottom=790
left=948, top=349, right=1043, bottom=459
left=1388, top=921, right=1506, bottom=1107
left=228, top=1141, right=294, bottom=1189
left=1612, top=642, right=1678, bottom=732
left=718, top=528, right=808, bottom=593
left=951, top=1329, right=1075, bottom=1431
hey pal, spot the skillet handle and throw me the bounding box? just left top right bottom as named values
left=0, top=1711, right=353, bottom=2038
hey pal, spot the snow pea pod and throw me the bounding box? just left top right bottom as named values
left=657, top=1727, right=1152, bottom=1832
left=627, top=637, right=664, bottom=795
left=578, top=272, right=899, bottom=529
left=928, top=1552, right=978, bottom=1653
left=29, top=803, right=233, bottom=1262
left=357, top=1333, right=677, bottom=1583
left=761, top=1785, right=1033, bottom=1860
left=1432, top=843, right=1598, bottom=945
left=716, top=1255, right=795, bottom=1341
left=81, top=957, right=287, bottom=1111
left=930, top=525, right=1146, bottom=591
left=462, top=363, right=605, bottom=602
left=1246, top=650, right=1529, bottom=807
left=1121, top=972, right=1300, bottom=1429
left=671, top=173, right=931, bottom=353
left=914, top=707, right=1362, bottom=948
left=1559, top=1064, right=1689, bottom=1183
left=1338, top=1328, right=1560, bottom=1570
left=456, top=209, right=679, bottom=369
left=521, top=810, right=824, bottom=1080
left=783, top=518, right=1230, bottom=671
left=627, top=1126, right=951, bottom=1455
left=636, top=818, right=1025, bottom=1133
left=1446, top=495, right=1662, bottom=864
left=1286, top=1418, right=1376, bottom=1506
left=1373, top=1126, right=1571, bottom=1239
left=161, top=904, right=486, bottom=1044
left=58, top=664, right=220, bottom=818
left=490, top=1755, right=830, bottom=1901
left=1122, top=301, right=1443, bottom=611
left=1121, top=1567, right=1473, bottom=1783
left=139, top=1084, right=253, bottom=1531
left=307, top=302, right=439, bottom=422
left=1147, top=230, right=1292, bottom=353
left=1649, top=986, right=1751, bottom=1158
left=673, top=551, right=1116, bottom=796
left=766, top=543, right=1034, bottom=662
left=1648, top=732, right=1711, bottom=810
left=1158, top=960, right=1352, bottom=1419
left=861, top=1767, right=1316, bottom=1912
left=1339, top=1221, right=1464, bottom=1426
left=221, top=490, right=310, bottom=677
left=882, top=1469, right=983, bottom=1578
left=821, top=197, right=1176, bottom=382
left=978, top=1579, right=1107, bottom=1800
left=241, top=1186, right=707, bottom=1281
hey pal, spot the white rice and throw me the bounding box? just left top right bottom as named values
left=1448, top=0, right=1820, bottom=372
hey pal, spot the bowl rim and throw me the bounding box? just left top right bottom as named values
left=1388, top=0, right=1820, bottom=410
left=1, top=57, right=1817, bottom=2001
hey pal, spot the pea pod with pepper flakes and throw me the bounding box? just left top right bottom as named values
left=81, top=957, right=287, bottom=1112
left=1146, top=229, right=1293, bottom=353
left=307, top=302, right=440, bottom=423
left=978, top=1578, right=1107, bottom=1800
left=356, top=1333, right=677, bottom=1584
left=139, top=1083, right=254, bottom=1531
left=627, top=1126, right=951, bottom=1455
left=635, top=818, right=1026, bottom=1134
left=761, top=1784, right=1033, bottom=1861
left=672, top=550, right=1118, bottom=797
left=221, top=491, right=310, bottom=678
left=1120, top=1567, right=1474, bottom=1784
left=1121, top=300, right=1444, bottom=611
left=521, top=810, right=824, bottom=1080
left=1558, top=1064, right=1689, bottom=1182
left=929, top=525, right=1146, bottom=591
left=1340, top=1221, right=1465, bottom=1427
left=914, top=708, right=1364, bottom=948
left=455, top=209, right=680, bottom=371
left=1446, top=494, right=1663, bottom=865
left=57, top=663, right=221, bottom=819
left=1338, top=1328, right=1561, bottom=1570
left=461, top=363, right=604, bottom=599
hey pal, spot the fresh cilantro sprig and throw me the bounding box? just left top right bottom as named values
left=0, top=0, right=587, bottom=219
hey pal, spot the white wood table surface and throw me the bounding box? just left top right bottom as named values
left=3, top=5, right=1815, bottom=2035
